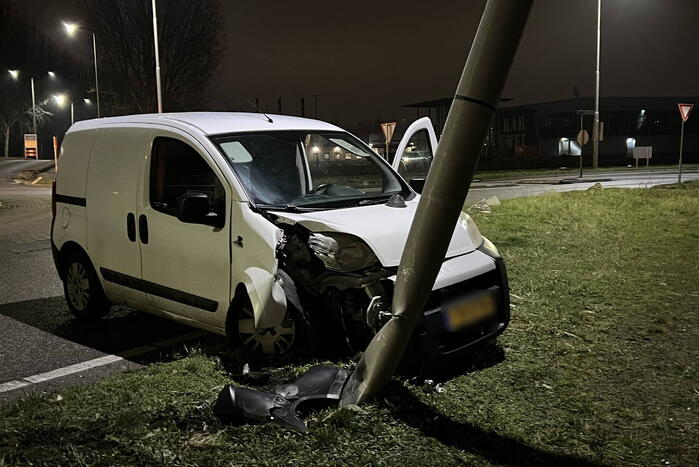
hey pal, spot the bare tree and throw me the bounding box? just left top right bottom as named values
left=79, top=0, right=224, bottom=114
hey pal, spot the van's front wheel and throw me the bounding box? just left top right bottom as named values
left=233, top=303, right=305, bottom=356
left=63, top=252, right=111, bottom=320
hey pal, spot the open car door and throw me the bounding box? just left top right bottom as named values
left=391, top=117, right=439, bottom=193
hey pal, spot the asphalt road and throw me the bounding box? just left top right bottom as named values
left=0, top=159, right=211, bottom=402
left=0, top=159, right=697, bottom=402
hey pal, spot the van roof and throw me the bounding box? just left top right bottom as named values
left=66, top=112, right=343, bottom=136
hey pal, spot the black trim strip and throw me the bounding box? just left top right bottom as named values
left=100, top=268, right=218, bottom=312
left=55, top=194, right=87, bottom=207
left=454, top=95, right=496, bottom=112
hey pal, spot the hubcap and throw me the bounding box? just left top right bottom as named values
left=67, top=262, right=90, bottom=311
left=238, top=306, right=295, bottom=354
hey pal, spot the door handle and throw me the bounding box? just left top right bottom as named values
left=139, top=214, right=149, bottom=244
left=126, top=213, right=136, bottom=242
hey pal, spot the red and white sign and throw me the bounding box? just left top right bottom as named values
left=678, top=103, right=694, bottom=122
left=380, top=122, right=397, bottom=144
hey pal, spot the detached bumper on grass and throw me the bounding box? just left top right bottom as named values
left=213, top=365, right=349, bottom=432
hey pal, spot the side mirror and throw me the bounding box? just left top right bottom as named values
left=177, top=192, right=210, bottom=224
left=408, top=178, right=426, bottom=194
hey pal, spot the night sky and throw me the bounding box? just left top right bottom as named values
left=19, top=0, right=699, bottom=127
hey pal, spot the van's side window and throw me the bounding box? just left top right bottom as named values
left=150, top=137, right=225, bottom=224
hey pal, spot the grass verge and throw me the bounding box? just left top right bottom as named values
left=1, top=186, right=698, bottom=466
left=474, top=163, right=699, bottom=181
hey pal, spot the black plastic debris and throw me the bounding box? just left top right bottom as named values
left=213, top=365, right=349, bottom=433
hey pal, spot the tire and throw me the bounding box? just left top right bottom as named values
left=231, top=300, right=308, bottom=357
left=62, top=251, right=111, bottom=321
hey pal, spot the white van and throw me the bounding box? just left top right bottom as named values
left=51, top=112, right=509, bottom=358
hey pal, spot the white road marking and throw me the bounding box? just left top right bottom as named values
left=0, top=330, right=209, bottom=394
left=24, top=355, right=124, bottom=384
left=0, top=380, right=32, bottom=392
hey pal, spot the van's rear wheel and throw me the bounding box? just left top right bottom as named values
left=63, top=252, right=110, bottom=320
left=234, top=302, right=302, bottom=356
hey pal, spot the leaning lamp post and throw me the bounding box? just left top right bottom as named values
left=212, top=0, right=534, bottom=429
left=63, top=22, right=100, bottom=118
left=340, top=0, right=533, bottom=405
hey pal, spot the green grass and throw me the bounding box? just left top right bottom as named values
left=1, top=186, right=698, bottom=466
left=474, top=163, right=699, bottom=181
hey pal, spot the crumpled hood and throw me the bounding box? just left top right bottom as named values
left=271, top=198, right=478, bottom=267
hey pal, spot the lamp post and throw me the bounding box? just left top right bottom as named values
left=151, top=0, right=163, bottom=113
left=9, top=69, right=56, bottom=149
left=63, top=22, right=101, bottom=118
left=592, top=0, right=601, bottom=168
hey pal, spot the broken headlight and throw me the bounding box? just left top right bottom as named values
left=308, top=232, right=378, bottom=272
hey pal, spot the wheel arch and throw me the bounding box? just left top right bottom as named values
left=225, top=282, right=250, bottom=337
left=56, top=241, right=91, bottom=281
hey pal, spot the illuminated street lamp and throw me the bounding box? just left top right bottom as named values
left=53, top=94, right=67, bottom=107
left=8, top=69, right=38, bottom=135
left=63, top=21, right=101, bottom=118
left=53, top=94, right=74, bottom=125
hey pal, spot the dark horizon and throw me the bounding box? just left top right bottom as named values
left=15, top=0, right=699, bottom=128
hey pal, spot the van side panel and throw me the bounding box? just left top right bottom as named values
left=86, top=127, right=149, bottom=307
left=53, top=129, right=96, bottom=253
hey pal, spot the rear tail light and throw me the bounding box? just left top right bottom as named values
left=51, top=180, right=57, bottom=218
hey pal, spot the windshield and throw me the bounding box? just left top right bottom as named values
left=211, top=131, right=410, bottom=209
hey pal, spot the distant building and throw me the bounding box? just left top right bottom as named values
left=405, top=96, right=698, bottom=168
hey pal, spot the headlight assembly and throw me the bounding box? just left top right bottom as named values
left=308, top=232, right=378, bottom=272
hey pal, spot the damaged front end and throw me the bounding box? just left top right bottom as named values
left=270, top=215, right=395, bottom=354
left=261, top=209, right=509, bottom=361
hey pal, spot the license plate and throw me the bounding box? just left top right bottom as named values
left=445, top=291, right=497, bottom=331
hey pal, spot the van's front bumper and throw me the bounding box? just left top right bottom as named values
left=417, top=250, right=509, bottom=358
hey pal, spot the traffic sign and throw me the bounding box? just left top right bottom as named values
left=576, top=129, right=589, bottom=146
left=677, top=103, right=693, bottom=183
left=23, top=134, right=38, bottom=159
left=380, top=122, right=396, bottom=144
left=380, top=122, right=396, bottom=159
left=678, top=103, right=693, bottom=122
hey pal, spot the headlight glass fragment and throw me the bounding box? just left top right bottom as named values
left=308, top=232, right=378, bottom=272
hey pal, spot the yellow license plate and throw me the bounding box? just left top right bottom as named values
left=445, top=292, right=497, bottom=331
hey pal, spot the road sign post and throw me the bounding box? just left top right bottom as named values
left=576, top=109, right=594, bottom=178
left=677, top=103, right=694, bottom=184
left=380, top=122, right=396, bottom=160
left=632, top=146, right=652, bottom=168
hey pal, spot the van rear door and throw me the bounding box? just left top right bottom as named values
left=86, top=127, right=148, bottom=307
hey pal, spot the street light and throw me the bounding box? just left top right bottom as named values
left=53, top=94, right=75, bottom=125
left=151, top=0, right=163, bottom=113
left=53, top=94, right=67, bottom=107
left=62, top=21, right=101, bottom=118
left=592, top=0, right=601, bottom=168
left=9, top=69, right=38, bottom=135
left=63, top=21, right=78, bottom=36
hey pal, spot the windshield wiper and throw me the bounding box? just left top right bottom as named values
left=255, top=204, right=322, bottom=212
left=357, top=196, right=392, bottom=206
